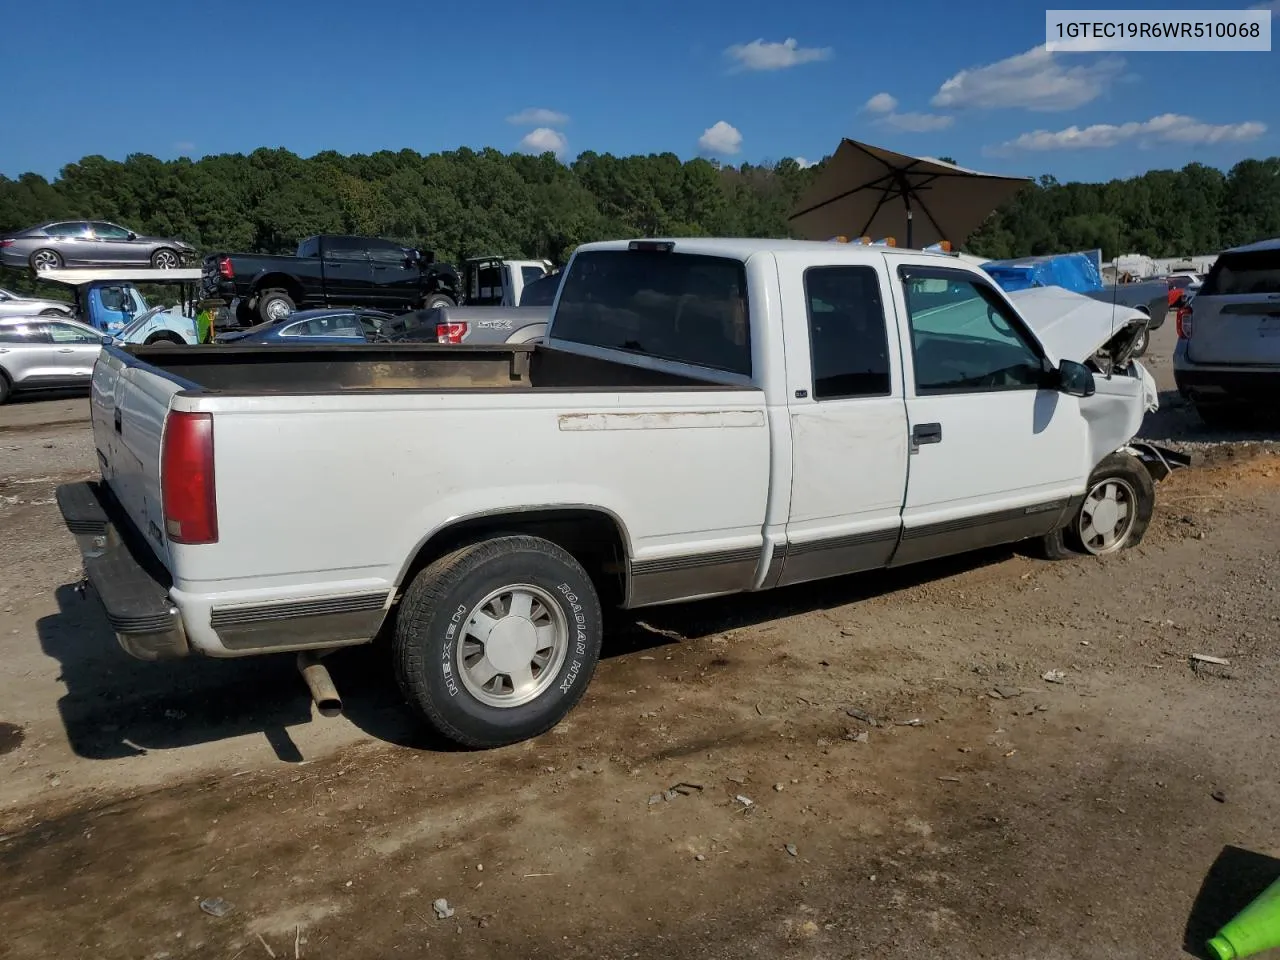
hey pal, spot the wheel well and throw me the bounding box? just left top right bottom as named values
left=252, top=275, right=303, bottom=303
left=397, top=509, right=628, bottom=608
left=145, top=331, right=184, bottom=344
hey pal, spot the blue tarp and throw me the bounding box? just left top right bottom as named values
left=981, top=251, right=1104, bottom=294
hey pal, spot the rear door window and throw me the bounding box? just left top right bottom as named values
left=553, top=250, right=751, bottom=376
left=1200, top=249, right=1280, bottom=296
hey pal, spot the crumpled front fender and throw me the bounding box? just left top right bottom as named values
left=1080, top=360, right=1156, bottom=470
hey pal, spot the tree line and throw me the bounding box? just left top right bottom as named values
left=1, top=147, right=1277, bottom=278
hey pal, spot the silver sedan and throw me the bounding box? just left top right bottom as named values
left=0, top=220, right=195, bottom=271
left=0, top=316, right=104, bottom=404
left=0, top=286, right=74, bottom=319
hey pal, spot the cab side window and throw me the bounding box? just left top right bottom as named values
left=804, top=266, right=892, bottom=399
left=899, top=269, right=1046, bottom=395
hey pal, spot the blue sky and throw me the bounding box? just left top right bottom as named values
left=1, top=0, right=1276, bottom=184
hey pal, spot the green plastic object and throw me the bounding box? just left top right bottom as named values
left=1208, top=876, right=1280, bottom=960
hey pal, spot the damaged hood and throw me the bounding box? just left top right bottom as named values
left=1007, top=286, right=1147, bottom=367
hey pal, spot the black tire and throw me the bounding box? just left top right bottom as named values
left=393, top=535, right=602, bottom=749
left=0, top=371, right=10, bottom=405
left=1130, top=324, right=1150, bottom=357
left=1068, top=452, right=1155, bottom=556
left=144, top=332, right=185, bottom=345
left=150, top=247, right=181, bottom=269
left=423, top=292, right=456, bottom=309
left=256, top=288, right=295, bottom=324
left=233, top=298, right=256, bottom=327
left=1195, top=402, right=1246, bottom=430
left=29, top=248, right=62, bottom=272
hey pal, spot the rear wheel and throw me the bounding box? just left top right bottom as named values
left=1195, top=402, right=1246, bottom=430
left=393, top=535, right=602, bottom=749
left=29, top=249, right=62, bottom=272
left=256, top=289, right=295, bottom=324
left=0, top=372, right=10, bottom=405
left=423, top=292, right=456, bottom=309
left=144, top=332, right=185, bottom=345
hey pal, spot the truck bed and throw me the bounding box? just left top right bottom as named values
left=120, top=342, right=730, bottom=394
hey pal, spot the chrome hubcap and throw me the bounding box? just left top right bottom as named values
left=33, top=251, right=57, bottom=271
left=456, top=584, right=568, bottom=708
left=1078, top=477, right=1136, bottom=555
left=265, top=299, right=291, bottom=321
left=154, top=251, right=178, bottom=268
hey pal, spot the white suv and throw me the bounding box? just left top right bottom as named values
left=1174, top=238, right=1280, bottom=427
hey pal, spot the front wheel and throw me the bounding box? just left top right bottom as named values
left=151, top=248, right=180, bottom=269
left=393, top=535, right=602, bottom=749
left=1051, top=452, right=1155, bottom=557
left=1130, top=324, right=1150, bottom=357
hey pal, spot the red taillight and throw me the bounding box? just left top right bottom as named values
left=161, top=411, right=218, bottom=544
left=436, top=322, right=468, bottom=344
left=1176, top=305, right=1193, bottom=339
left=0, top=239, right=13, bottom=248
left=217, top=256, right=234, bottom=279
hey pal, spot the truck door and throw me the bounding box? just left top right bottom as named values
left=365, top=238, right=423, bottom=310
left=887, top=260, right=1089, bottom=566
left=319, top=237, right=375, bottom=304
left=777, top=258, right=909, bottom=586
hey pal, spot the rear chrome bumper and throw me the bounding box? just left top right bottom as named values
left=55, top=481, right=190, bottom=661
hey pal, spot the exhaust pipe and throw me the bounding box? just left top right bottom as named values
left=297, top=651, right=342, bottom=717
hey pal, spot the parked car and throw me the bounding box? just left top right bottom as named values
left=60, top=237, right=1184, bottom=751
left=0, top=221, right=195, bottom=272
left=215, top=308, right=396, bottom=344
left=518, top=270, right=562, bottom=307
left=0, top=285, right=73, bottom=318
left=203, top=235, right=462, bottom=325
left=0, top=316, right=104, bottom=404
left=1174, top=237, right=1280, bottom=426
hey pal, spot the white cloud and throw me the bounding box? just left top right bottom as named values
left=932, top=46, right=1126, bottom=111
left=173, top=141, right=195, bottom=153
left=725, top=37, right=832, bottom=71
left=697, top=121, right=743, bottom=156
left=506, top=107, right=569, bottom=126
left=879, top=111, right=954, bottom=133
left=519, top=127, right=568, bottom=158
left=989, top=113, right=1266, bottom=153
left=863, top=92, right=898, bottom=114
left=793, top=157, right=817, bottom=169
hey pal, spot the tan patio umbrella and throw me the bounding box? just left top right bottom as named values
left=788, top=139, right=1032, bottom=249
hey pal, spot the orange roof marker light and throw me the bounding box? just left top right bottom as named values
left=923, top=240, right=953, bottom=254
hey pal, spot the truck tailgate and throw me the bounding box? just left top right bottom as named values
left=91, top=346, right=186, bottom=571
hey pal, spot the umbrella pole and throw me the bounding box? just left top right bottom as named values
left=904, top=194, right=913, bottom=249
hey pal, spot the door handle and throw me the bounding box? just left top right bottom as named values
left=912, top=422, right=942, bottom=445
left=58, top=347, right=75, bottom=353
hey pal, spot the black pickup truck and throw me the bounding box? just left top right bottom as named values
left=203, top=234, right=461, bottom=325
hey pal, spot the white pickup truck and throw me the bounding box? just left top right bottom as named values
left=58, top=238, right=1182, bottom=749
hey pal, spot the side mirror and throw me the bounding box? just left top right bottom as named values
left=1058, top=359, right=1095, bottom=397
left=100, top=335, right=114, bottom=346
left=127, top=232, right=137, bottom=240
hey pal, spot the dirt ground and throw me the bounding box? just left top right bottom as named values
left=3, top=326, right=1280, bottom=960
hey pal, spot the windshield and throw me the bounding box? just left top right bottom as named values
left=552, top=250, right=751, bottom=376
